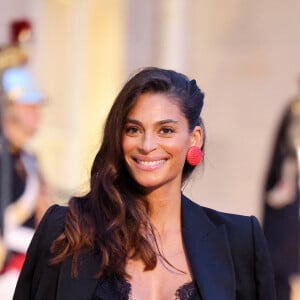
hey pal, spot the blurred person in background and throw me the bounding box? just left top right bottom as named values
left=0, top=66, right=52, bottom=297
left=263, top=84, right=300, bottom=300
left=0, top=19, right=52, bottom=299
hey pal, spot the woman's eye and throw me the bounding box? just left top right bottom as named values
left=125, top=126, right=140, bottom=136
left=160, top=127, right=175, bottom=135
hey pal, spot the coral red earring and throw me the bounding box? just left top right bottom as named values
left=186, top=146, right=202, bottom=166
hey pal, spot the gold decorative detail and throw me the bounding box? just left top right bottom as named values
left=291, top=97, right=300, bottom=116
left=0, top=46, right=28, bottom=70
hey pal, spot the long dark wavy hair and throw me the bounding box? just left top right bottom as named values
left=50, top=67, right=205, bottom=278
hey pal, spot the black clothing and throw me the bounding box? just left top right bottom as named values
left=263, top=191, right=300, bottom=300
left=0, top=147, right=35, bottom=228
left=13, top=195, right=276, bottom=300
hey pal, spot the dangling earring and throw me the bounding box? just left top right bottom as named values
left=186, top=146, right=202, bottom=166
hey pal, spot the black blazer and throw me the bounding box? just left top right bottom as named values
left=13, top=195, right=276, bottom=300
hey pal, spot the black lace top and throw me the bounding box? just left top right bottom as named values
left=93, top=277, right=202, bottom=300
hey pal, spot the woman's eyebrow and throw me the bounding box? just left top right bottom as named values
left=126, top=118, right=178, bottom=125
left=125, top=119, right=142, bottom=126
left=157, top=119, right=179, bottom=125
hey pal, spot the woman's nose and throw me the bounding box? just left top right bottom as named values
left=138, top=132, right=157, bottom=153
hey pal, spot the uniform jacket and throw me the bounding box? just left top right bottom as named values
left=13, top=195, right=276, bottom=300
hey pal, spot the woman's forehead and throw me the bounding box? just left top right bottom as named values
left=128, top=93, right=182, bottom=115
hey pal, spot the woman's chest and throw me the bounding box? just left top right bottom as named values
left=93, top=275, right=201, bottom=300
left=124, top=258, right=199, bottom=300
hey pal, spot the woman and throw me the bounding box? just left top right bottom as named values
left=13, top=67, right=275, bottom=300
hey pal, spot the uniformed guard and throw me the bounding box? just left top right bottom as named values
left=0, top=66, right=51, bottom=275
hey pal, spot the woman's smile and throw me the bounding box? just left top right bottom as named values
left=133, top=157, right=167, bottom=170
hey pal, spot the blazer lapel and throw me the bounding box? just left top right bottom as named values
left=181, top=195, right=236, bottom=300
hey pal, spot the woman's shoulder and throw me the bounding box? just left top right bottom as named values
left=41, top=204, right=69, bottom=224
left=201, top=205, right=263, bottom=241
left=184, top=196, right=268, bottom=258
left=201, top=205, right=257, bottom=227
left=182, top=195, right=261, bottom=234
left=43, top=195, right=88, bottom=221
left=35, top=204, right=69, bottom=246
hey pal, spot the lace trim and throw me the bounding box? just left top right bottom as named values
left=93, top=277, right=200, bottom=300
left=117, top=280, right=132, bottom=300
left=125, top=279, right=197, bottom=300
left=175, top=281, right=196, bottom=300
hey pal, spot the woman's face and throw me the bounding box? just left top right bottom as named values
left=122, top=92, right=202, bottom=192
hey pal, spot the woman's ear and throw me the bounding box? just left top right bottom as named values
left=190, top=126, right=203, bottom=148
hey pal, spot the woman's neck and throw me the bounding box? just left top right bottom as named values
left=146, top=187, right=182, bottom=235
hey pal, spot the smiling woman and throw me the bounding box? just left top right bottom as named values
left=13, top=67, right=276, bottom=300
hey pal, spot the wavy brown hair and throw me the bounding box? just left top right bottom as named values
left=50, top=67, right=205, bottom=278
